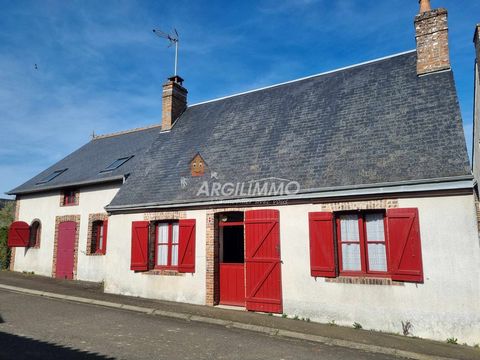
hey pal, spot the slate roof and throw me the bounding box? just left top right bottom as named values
left=107, top=51, right=471, bottom=209
left=8, top=126, right=161, bottom=195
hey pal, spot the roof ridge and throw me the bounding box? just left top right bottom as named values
left=189, top=49, right=416, bottom=108
left=93, top=124, right=161, bottom=140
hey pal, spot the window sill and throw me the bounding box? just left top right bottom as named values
left=87, top=252, right=105, bottom=256
left=61, top=203, right=78, bottom=207
left=325, top=276, right=404, bottom=286
left=143, top=270, right=184, bottom=276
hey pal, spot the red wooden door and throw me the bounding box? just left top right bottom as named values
left=245, top=209, right=282, bottom=313
left=220, top=264, right=245, bottom=306
left=56, top=221, right=76, bottom=280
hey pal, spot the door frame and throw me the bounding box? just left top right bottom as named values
left=52, top=215, right=80, bottom=279
left=206, top=209, right=247, bottom=306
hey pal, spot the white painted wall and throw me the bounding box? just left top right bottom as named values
left=279, top=195, right=480, bottom=344
left=14, top=190, right=480, bottom=343
left=103, top=211, right=207, bottom=305
left=473, top=54, right=480, bottom=182
left=13, top=183, right=120, bottom=282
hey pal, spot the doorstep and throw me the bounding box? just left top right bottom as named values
left=0, top=270, right=478, bottom=360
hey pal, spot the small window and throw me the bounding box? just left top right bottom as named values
left=190, top=154, right=206, bottom=177
left=62, top=189, right=78, bottom=206
left=29, top=220, right=41, bottom=248
left=36, top=169, right=67, bottom=184
left=91, top=221, right=106, bottom=254
left=337, top=212, right=388, bottom=275
left=155, top=222, right=179, bottom=269
left=100, top=156, right=133, bottom=172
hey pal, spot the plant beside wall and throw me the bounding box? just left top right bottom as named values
left=0, top=201, right=14, bottom=270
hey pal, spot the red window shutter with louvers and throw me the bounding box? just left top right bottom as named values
left=8, top=221, right=30, bottom=247
left=386, top=208, right=424, bottom=283
left=308, top=212, right=336, bottom=278
left=102, top=219, right=108, bottom=254
left=178, top=219, right=196, bottom=273
left=130, top=221, right=149, bottom=271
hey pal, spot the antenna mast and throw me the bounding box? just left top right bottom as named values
left=153, top=28, right=179, bottom=76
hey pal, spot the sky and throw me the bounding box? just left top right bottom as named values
left=0, top=0, right=479, bottom=198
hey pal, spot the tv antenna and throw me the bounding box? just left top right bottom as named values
left=153, top=28, right=179, bottom=76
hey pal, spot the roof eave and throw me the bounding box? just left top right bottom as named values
left=106, top=175, right=473, bottom=212
left=7, top=175, right=126, bottom=196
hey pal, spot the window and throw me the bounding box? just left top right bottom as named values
left=29, top=220, right=41, bottom=248
left=130, top=219, right=196, bottom=273
left=36, top=169, right=67, bottom=184
left=155, top=222, right=179, bottom=269
left=62, top=189, right=78, bottom=206
left=91, top=220, right=107, bottom=254
left=337, top=212, right=387, bottom=275
left=308, top=208, right=424, bottom=283
left=100, top=156, right=133, bottom=172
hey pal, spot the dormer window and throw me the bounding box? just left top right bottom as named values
left=190, top=153, right=207, bottom=177
left=101, top=156, right=133, bottom=173
left=36, top=169, right=67, bottom=184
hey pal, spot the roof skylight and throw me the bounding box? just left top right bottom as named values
left=101, top=156, right=133, bottom=172
left=36, top=169, right=67, bottom=185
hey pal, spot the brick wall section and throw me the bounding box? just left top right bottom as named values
left=86, top=213, right=108, bottom=255
left=415, top=8, right=450, bottom=76
left=51, top=215, right=80, bottom=278
left=161, top=79, right=187, bottom=131
left=143, top=211, right=186, bottom=222
left=326, top=277, right=403, bottom=286
left=320, top=199, right=398, bottom=211
left=9, top=198, right=20, bottom=271
left=475, top=200, right=480, bottom=235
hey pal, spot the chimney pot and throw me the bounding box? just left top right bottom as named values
left=419, top=0, right=432, bottom=14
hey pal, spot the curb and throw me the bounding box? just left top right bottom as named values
left=0, top=284, right=458, bottom=360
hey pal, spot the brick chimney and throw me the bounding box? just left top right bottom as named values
left=414, top=0, right=450, bottom=76
left=162, top=75, right=187, bottom=131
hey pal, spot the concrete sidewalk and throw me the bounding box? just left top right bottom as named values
left=0, top=271, right=478, bottom=360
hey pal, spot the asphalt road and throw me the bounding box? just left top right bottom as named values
left=0, top=289, right=400, bottom=360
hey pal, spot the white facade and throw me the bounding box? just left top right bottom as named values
left=104, top=211, right=207, bottom=304
left=11, top=187, right=480, bottom=344
left=13, top=183, right=120, bottom=282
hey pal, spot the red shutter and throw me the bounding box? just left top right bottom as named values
left=386, top=208, right=424, bottom=283
left=245, top=209, right=283, bottom=314
left=8, top=221, right=30, bottom=247
left=178, top=219, right=196, bottom=273
left=102, top=219, right=108, bottom=255
left=130, top=221, right=149, bottom=271
left=308, top=212, right=336, bottom=278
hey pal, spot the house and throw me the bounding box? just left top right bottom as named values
left=6, top=1, right=480, bottom=343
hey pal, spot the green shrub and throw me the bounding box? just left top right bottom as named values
left=0, top=227, right=10, bottom=270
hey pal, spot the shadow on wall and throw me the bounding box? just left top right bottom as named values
left=0, top=332, right=114, bottom=360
